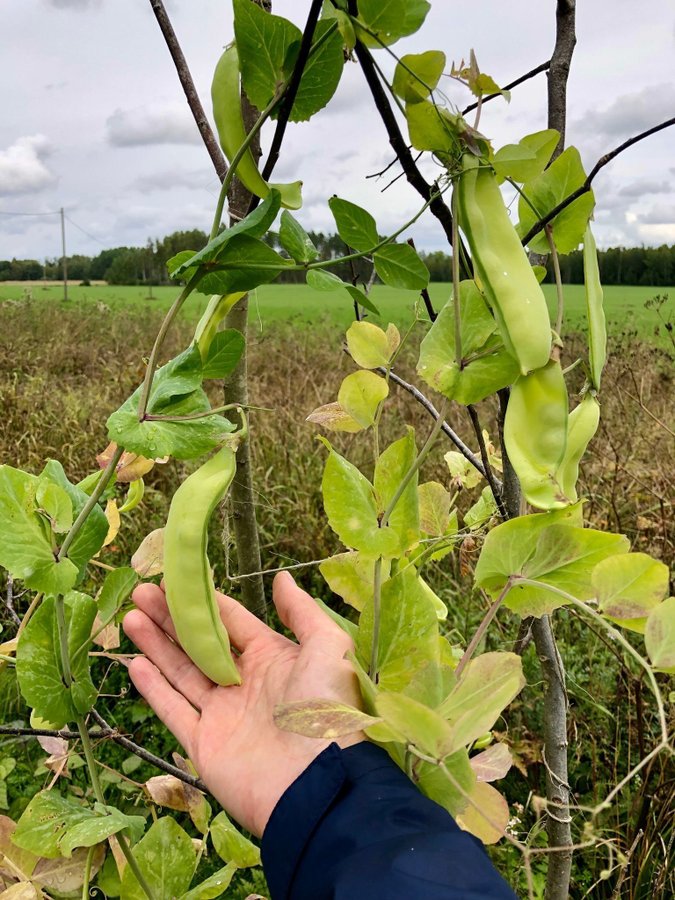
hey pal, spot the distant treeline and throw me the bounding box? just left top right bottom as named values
left=2, top=230, right=674, bottom=287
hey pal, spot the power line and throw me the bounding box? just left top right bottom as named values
left=0, top=209, right=60, bottom=217
left=65, top=214, right=108, bottom=247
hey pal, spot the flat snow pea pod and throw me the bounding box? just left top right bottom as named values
left=194, top=292, right=246, bottom=360
left=557, top=393, right=600, bottom=503
left=211, top=45, right=302, bottom=210
left=583, top=225, right=607, bottom=390
left=504, top=359, right=569, bottom=509
left=456, top=155, right=552, bottom=375
left=163, top=448, right=241, bottom=686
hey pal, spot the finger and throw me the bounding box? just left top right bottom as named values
left=124, top=608, right=214, bottom=710
left=273, top=571, right=352, bottom=653
left=127, top=655, right=200, bottom=754
left=133, top=582, right=268, bottom=652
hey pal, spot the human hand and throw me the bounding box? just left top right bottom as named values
left=122, top=571, right=363, bottom=837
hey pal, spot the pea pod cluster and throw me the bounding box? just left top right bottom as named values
left=456, top=154, right=552, bottom=375
left=505, top=362, right=600, bottom=509
left=163, top=448, right=241, bottom=686
left=211, top=45, right=302, bottom=210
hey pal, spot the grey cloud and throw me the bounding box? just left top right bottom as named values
left=133, top=168, right=215, bottom=194
left=618, top=179, right=672, bottom=198
left=0, top=135, right=57, bottom=195
left=636, top=204, right=675, bottom=224
left=46, top=0, right=100, bottom=8
left=106, top=107, right=202, bottom=148
left=577, top=83, right=675, bottom=139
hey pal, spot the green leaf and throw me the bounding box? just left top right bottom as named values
left=357, top=568, right=439, bottom=692
left=210, top=810, right=260, bottom=869
left=172, top=190, right=282, bottom=278
left=120, top=817, right=195, bottom=900
left=374, top=429, right=420, bottom=553
left=36, top=480, right=73, bottom=534
left=183, top=864, right=237, bottom=900
left=374, top=243, right=429, bottom=290
left=416, top=748, right=476, bottom=818
left=583, top=224, right=607, bottom=390
left=279, top=211, right=319, bottom=263
left=202, top=329, right=245, bottom=380
left=98, top=567, right=138, bottom=624
left=418, top=481, right=454, bottom=537
left=644, top=597, right=675, bottom=673
left=319, top=552, right=389, bottom=612
left=518, top=146, right=596, bottom=254
left=290, top=20, right=345, bottom=122
left=40, top=460, right=109, bottom=580
left=356, top=0, right=430, bottom=46
left=376, top=692, right=454, bottom=759
left=405, top=99, right=459, bottom=157
left=0, top=465, right=78, bottom=595
left=417, top=280, right=520, bottom=404
left=344, top=283, right=380, bottom=315
left=492, top=129, right=559, bottom=182
left=337, top=370, right=388, bottom=428
left=329, top=197, right=379, bottom=252
left=438, top=652, right=525, bottom=753
left=346, top=320, right=392, bottom=369
left=16, top=593, right=97, bottom=729
left=315, top=596, right=359, bottom=642
left=321, top=443, right=400, bottom=558
left=306, top=268, right=344, bottom=291
left=13, top=791, right=144, bottom=860
left=233, top=0, right=300, bottom=110
left=594, top=553, right=669, bottom=633
left=464, top=485, right=498, bottom=530
left=195, top=234, right=291, bottom=295
left=393, top=51, right=446, bottom=103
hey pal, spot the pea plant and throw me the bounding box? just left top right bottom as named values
left=1, top=1, right=673, bottom=898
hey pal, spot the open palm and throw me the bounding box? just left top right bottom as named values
left=123, top=571, right=362, bottom=837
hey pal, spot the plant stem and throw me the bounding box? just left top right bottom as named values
left=546, top=224, right=565, bottom=335
left=455, top=583, right=512, bottom=678
left=144, top=403, right=242, bottom=422
left=451, top=186, right=462, bottom=367
left=58, top=446, right=124, bottom=561
left=136, top=275, right=201, bottom=421
left=82, top=845, right=95, bottom=900
left=368, top=557, right=383, bottom=679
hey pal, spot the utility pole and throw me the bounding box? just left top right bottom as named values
left=60, top=207, right=68, bottom=301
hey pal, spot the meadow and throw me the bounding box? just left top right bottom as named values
left=0, top=285, right=673, bottom=897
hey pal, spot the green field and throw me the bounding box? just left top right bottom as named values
left=0, top=280, right=671, bottom=339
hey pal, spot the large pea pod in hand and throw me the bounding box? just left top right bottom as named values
left=163, top=448, right=241, bottom=686
left=504, top=360, right=569, bottom=509
left=456, top=155, right=551, bottom=375
left=557, top=394, right=600, bottom=504
left=211, top=45, right=302, bottom=210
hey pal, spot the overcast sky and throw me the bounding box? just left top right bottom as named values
left=1, top=0, right=674, bottom=262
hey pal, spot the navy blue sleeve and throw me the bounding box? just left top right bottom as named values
left=261, top=741, right=517, bottom=900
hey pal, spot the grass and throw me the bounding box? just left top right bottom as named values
left=1, top=280, right=673, bottom=341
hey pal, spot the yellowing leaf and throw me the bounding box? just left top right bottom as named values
left=273, top=698, right=380, bottom=740
left=346, top=321, right=391, bottom=369
left=470, top=743, right=513, bottom=783
left=456, top=781, right=509, bottom=844
left=102, top=499, right=120, bottom=548
left=645, top=597, right=675, bottom=673
left=337, top=371, right=388, bottom=428
left=131, top=529, right=164, bottom=577
left=306, top=402, right=363, bottom=433
left=594, top=552, right=668, bottom=633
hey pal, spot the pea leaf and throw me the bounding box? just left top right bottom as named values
left=121, top=817, right=195, bottom=900
left=344, top=283, right=380, bottom=315
left=40, top=460, right=109, bottom=581
left=356, top=0, right=430, bottom=46
left=376, top=692, right=454, bottom=759
left=346, top=320, right=392, bottom=369
left=36, top=480, right=73, bottom=534
left=492, top=129, right=559, bottom=183
left=417, top=280, right=520, bottom=404
left=233, top=0, right=300, bottom=110
left=16, top=593, right=97, bottom=729
left=13, top=791, right=144, bottom=860
left=456, top=781, right=509, bottom=845
left=319, top=552, right=390, bottom=611
left=416, top=748, right=476, bottom=818
left=0, top=465, right=77, bottom=595
left=374, top=243, right=429, bottom=290
left=405, top=99, right=459, bottom=157
left=321, top=442, right=400, bottom=558
left=97, top=566, right=138, bottom=625
left=194, top=234, right=292, bottom=296
left=202, top=329, right=245, bottom=380
left=644, top=597, right=675, bottom=673
left=279, top=211, right=319, bottom=263
left=289, top=20, right=345, bottom=122
left=337, top=370, right=388, bottom=428
left=358, top=568, right=439, bottom=692
left=438, top=652, right=525, bottom=753
left=329, top=197, right=379, bottom=252
left=594, top=553, right=669, bottom=633
left=274, top=699, right=381, bottom=741
left=210, top=810, right=260, bottom=868
left=393, top=51, right=446, bottom=103
left=464, top=485, right=498, bottom=530
left=306, top=401, right=363, bottom=433
left=418, top=481, right=453, bottom=536
left=183, top=864, right=237, bottom=900
left=374, top=429, right=420, bottom=553
left=518, top=146, right=596, bottom=254
left=306, top=269, right=344, bottom=291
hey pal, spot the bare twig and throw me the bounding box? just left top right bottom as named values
left=466, top=404, right=507, bottom=519
left=520, top=115, right=675, bottom=247
left=3, top=574, right=21, bottom=628
left=147, top=0, right=228, bottom=182
left=462, top=60, right=551, bottom=115
left=406, top=238, right=437, bottom=321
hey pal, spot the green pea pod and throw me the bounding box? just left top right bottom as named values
left=118, top=478, right=144, bottom=514
left=583, top=225, right=607, bottom=390
left=504, top=359, right=569, bottom=509
left=456, top=155, right=551, bottom=375
left=557, top=394, right=600, bottom=503
left=211, top=45, right=302, bottom=210
left=163, top=448, right=241, bottom=686
left=194, top=292, right=246, bottom=360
